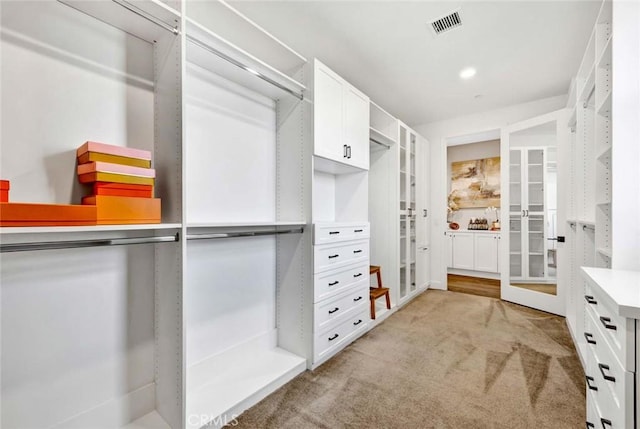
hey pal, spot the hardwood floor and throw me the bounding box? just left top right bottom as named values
left=447, top=274, right=500, bottom=299
left=512, top=282, right=557, bottom=295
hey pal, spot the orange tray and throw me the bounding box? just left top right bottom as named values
left=0, top=202, right=96, bottom=226
left=78, top=152, right=152, bottom=169
left=81, top=195, right=160, bottom=225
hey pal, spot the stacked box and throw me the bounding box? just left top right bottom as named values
left=77, top=142, right=161, bottom=224
left=0, top=180, right=9, bottom=202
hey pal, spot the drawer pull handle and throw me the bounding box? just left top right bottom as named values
left=353, top=296, right=363, bottom=302
left=329, top=231, right=340, bottom=235
left=598, top=363, right=616, bottom=382
left=599, top=316, right=617, bottom=331
left=584, top=295, right=597, bottom=305
left=584, top=332, right=596, bottom=345
left=353, top=273, right=363, bottom=278
left=328, top=333, right=339, bottom=341
left=353, top=319, right=363, bottom=326
left=328, top=307, right=340, bottom=314
left=328, top=281, right=339, bottom=286
left=353, top=249, right=363, bottom=254
left=586, top=422, right=594, bottom=429
left=328, top=254, right=340, bottom=259
left=585, top=376, right=598, bottom=391
left=354, top=229, right=363, bottom=232
left=600, top=418, right=612, bottom=428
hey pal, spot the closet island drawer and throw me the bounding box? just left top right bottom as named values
left=314, top=282, right=368, bottom=330
left=314, top=262, right=369, bottom=302
left=314, top=308, right=368, bottom=361
left=314, top=222, right=369, bottom=245
left=584, top=281, right=635, bottom=372
left=314, top=239, right=369, bottom=273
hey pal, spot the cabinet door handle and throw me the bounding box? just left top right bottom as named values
left=353, top=249, right=363, bottom=254
left=599, top=316, right=617, bottom=331
left=598, top=363, right=616, bottom=382
left=600, top=418, right=612, bottom=428
left=353, top=273, right=362, bottom=278
left=328, top=281, right=339, bottom=286
left=328, top=254, right=340, bottom=259
left=585, top=376, right=598, bottom=391
left=353, top=296, right=363, bottom=302
left=353, top=319, right=363, bottom=326
left=328, top=307, right=340, bottom=314
left=423, top=209, right=428, bottom=217
left=328, top=333, right=339, bottom=341
left=584, top=332, right=596, bottom=345
left=347, top=145, right=352, bottom=159
left=329, top=231, right=340, bottom=235
left=343, top=144, right=348, bottom=158
left=522, top=210, right=526, bottom=217
left=354, top=229, right=363, bottom=233
left=584, top=295, right=597, bottom=305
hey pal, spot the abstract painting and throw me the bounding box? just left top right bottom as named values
left=450, top=156, right=501, bottom=208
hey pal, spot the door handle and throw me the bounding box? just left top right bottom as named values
left=423, top=209, right=427, bottom=217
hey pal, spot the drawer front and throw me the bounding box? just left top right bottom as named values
left=314, top=282, right=368, bottom=331
left=314, top=223, right=370, bottom=245
left=584, top=283, right=635, bottom=372
left=586, top=389, right=600, bottom=429
left=314, top=307, right=368, bottom=361
left=314, top=262, right=369, bottom=302
left=314, top=239, right=369, bottom=273
left=585, top=310, right=634, bottom=428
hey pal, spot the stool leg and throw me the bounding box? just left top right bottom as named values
left=376, top=270, right=382, bottom=288
left=370, top=297, right=376, bottom=320
left=385, top=291, right=391, bottom=309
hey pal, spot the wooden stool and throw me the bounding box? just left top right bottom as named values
left=369, top=265, right=391, bottom=320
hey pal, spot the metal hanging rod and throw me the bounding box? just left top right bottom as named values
left=186, top=35, right=304, bottom=101
left=111, top=0, right=179, bottom=35
left=186, top=227, right=304, bottom=241
left=1, top=233, right=180, bottom=253
left=370, top=137, right=391, bottom=149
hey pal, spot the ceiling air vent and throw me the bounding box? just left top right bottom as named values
left=429, top=9, right=462, bottom=36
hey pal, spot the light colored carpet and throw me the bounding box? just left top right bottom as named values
left=233, top=290, right=585, bottom=428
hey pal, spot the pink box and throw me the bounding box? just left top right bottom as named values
left=76, top=141, right=152, bottom=161
left=77, top=161, right=156, bottom=178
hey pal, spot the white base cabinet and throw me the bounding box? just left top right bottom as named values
left=446, top=231, right=501, bottom=273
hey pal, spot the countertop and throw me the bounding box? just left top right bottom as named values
left=581, top=267, right=640, bottom=319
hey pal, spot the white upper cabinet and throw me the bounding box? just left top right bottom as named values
left=314, top=60, right=370, bottom=171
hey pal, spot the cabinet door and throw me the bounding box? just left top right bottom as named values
left=474, top=234, right=498, bottom=272
left=452, top=233, right=474, bottom=270
left=314, top=63, right=344, bottom=163
left=343, top=85, right=369, bottom=170
left=446, top=233, right=453, bottom=268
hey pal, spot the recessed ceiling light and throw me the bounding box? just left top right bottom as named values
left=460, top=67, right=476, bottom=79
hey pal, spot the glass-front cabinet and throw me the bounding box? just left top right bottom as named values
left=399, top=122, right=418, bottom=302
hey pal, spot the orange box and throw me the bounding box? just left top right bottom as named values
left=93, top=182, right=153, bottom=198
left=81, top=195, right=161, bottom=224
left=0, top=191, right=8, bottom=203
left=77, top=141, right=151, bottom=161
left=78, top=172, right=155, bottom=186
left=77, top=161, right=155, bottom=178
left=78, top=152, right=152, bottom=168
left=0, top=202, right=96, bottom=226
left=0, top=180, right=9, bottom=190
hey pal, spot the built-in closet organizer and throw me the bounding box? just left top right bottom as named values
left=308, top=59, right=371, bottom=368
left=182, top=2, right=309, bottom=428
left=1, top=1, right=183, bottom=428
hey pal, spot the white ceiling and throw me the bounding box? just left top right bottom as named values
left=228, top=0, right=601, bottom=126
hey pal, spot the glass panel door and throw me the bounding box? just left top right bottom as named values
left=409, top=134, right=416, bottom=293
left=399, top=127, right=407, bottom=300
left=509, top=215, right=523, bottom=278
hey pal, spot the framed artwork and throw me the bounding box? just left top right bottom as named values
left=450, top=156, right=501, bottom=209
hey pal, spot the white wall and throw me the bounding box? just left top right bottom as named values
left=447, top=139, right=501, bottom=229
left=413, top=94, right=567, bottom=290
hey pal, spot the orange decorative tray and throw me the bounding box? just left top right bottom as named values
left=0, top=202, right=96, bottom=226
left=81, top=195, right=160, bottom=225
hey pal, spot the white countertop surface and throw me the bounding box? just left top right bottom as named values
left=445, top=229, right=501, bottom=234
left=581, top=267, right=640, bottom=319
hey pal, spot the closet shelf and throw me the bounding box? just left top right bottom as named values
left=568, top=105, right=578, bottom=127
left=596, top=201, right=612, bottom=207
left=597, top=146, right=612, bottom=162
left=579, top=64, right=596, bottom=104
left=597, top=90, right=612, bottom=118
left=58, top=0, right=181, bottom=43
left=0, top=223, right=181, bottom=236
left=369, top=127, right=395, bottom=148
left=596, top=36, right=612, bottom=70
left=120, top=411, right=171, bottom=429
left=186, top=18, right=306, bottom=101
left=596, top=247, right=612, bottom=258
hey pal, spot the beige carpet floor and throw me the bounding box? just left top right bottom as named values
left=233, top=290, right=585, bottom=428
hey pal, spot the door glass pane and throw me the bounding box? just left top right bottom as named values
left=510, top=215, right=522, bottom=278
left=400, top=213, right=407, bottom=298
left=528, top=149, right=545, bottom=212
left=509, top=150, right=522, bottom=213
left=409, top=134, right=416, bottom=211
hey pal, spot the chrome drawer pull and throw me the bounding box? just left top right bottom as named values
left=354, top=229, right=363, bottom=232
left=600, top=418, right=612, bottom=428
left=584, top=295, right=597, bottom=305
left=353, top=296, right=363, bottom=302
left=353, top=319, right=363, bottom=326
left=599, top=316, right=617, bottom=331
left=328, top=333, right=339, bottom=341
left=328, top=307, right=340, bottom=314
left=328, top=281, right=339, bottom=286
left=598, top=363, right=616, bottom=382
left=329, top=231, right=340, bottom=235
left=586, top=422, right=594, bottom=429
left=353, top=273, right=363, bottom=278
left=353, top=249, right=363, bottom=254
left=328, top=254, right=340, bottom=259
left=585, top=376, right=598, bottom=391
left=584, top=332, right=596, bottom=345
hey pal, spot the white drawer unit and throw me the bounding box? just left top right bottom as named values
left=314, top=239, right=369, bottom=274
left=313, top=307, right=369, bottom=362
left=314, top=281, right=368, bottom=331
left=314, top=222, right=370, bottom=245
left=313, top=262, right=368, bottom=302
left=581, top=267, right=640, bottom=429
